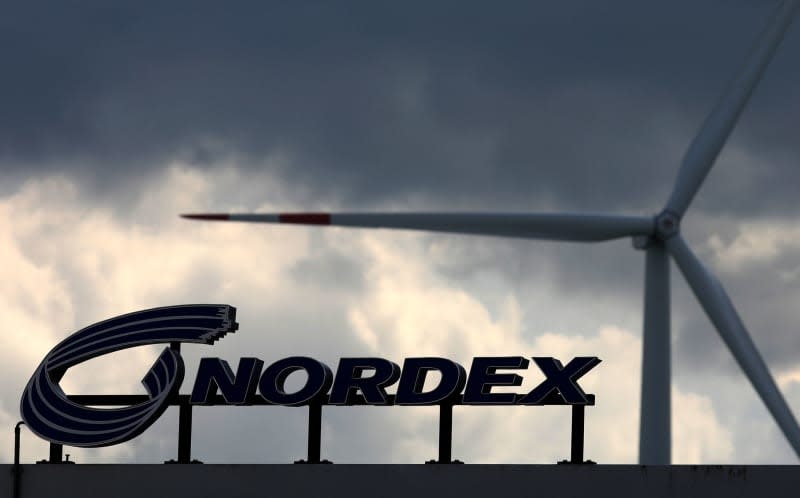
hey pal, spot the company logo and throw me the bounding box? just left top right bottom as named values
left=20, top=305, right=237, bottom=447
left=21, top=304, right=600, bottom=449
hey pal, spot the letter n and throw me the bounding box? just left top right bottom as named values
left=190, top=357, right=264, bottom=405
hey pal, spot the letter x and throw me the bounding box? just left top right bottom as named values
left=518, top=357, right=601, bottom=405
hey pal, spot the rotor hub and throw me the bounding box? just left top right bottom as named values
left=654, top=211, right=680, bottom=240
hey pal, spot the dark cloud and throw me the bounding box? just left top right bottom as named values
left=1, top=1, right=798, bottom=214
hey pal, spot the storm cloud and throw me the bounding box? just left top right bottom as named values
left=1, top=1, right=798, bottom=212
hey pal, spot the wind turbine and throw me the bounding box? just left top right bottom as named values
left=183, top=1, right=800, bottom=464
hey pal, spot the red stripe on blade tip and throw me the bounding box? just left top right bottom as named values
left=180, top=213, right=230, bottom=221
left=279, top=213, right=331, bottom=225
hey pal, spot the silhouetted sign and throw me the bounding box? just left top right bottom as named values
left=20, top=305, right=600, bottom=448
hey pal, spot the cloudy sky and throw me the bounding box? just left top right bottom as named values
left=2, top=0, right=799, bottom=465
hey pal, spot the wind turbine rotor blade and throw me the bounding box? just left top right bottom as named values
left=665, top=0, right=799, bottom=217
left=181, top=212, right=654, bottom=242
left=666, top=235, right=800, bottom=457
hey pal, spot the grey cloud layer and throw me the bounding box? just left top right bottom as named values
left=2, top=1, right=798, bottom=213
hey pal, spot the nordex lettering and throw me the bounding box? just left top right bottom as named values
left=21, top=305, right=599, bottom=448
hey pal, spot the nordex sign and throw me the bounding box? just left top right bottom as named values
left=21, top=304, right=600, bottom=448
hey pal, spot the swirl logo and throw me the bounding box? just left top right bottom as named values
left=20, top=304, right=237, bottom=447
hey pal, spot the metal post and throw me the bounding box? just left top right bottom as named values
left=177, top=402, right=192, bottom=463
left=14, top=422, right=24, bottom=498
left=169, top=342, right=196, bottom=464
left=49, top=443, right=63, bottom=463
left=570, top=404, right=585, bottom=463
left=439, top=403, right=453, bottom=463
left=307, top=402, right=322, bottom=463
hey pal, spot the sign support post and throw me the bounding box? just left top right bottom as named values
left=307, top=402, right=322, bottom=463
left=438, top=403, right=453, bottom=463
left=177, top=401, right=193, bottom=463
